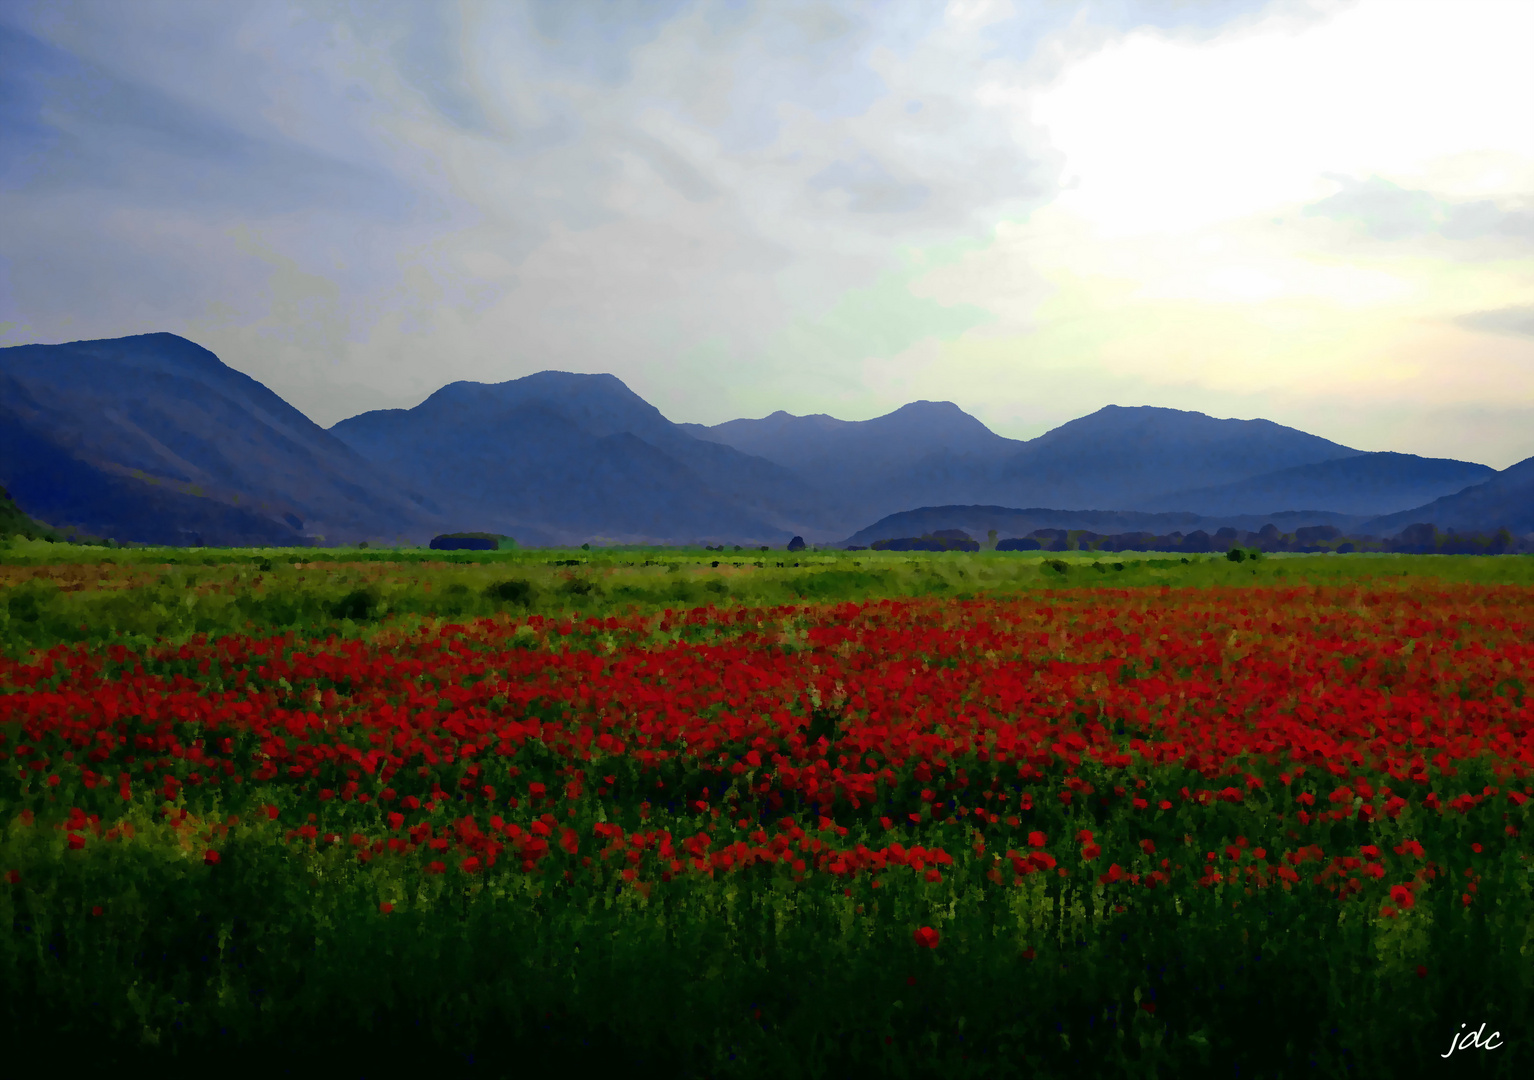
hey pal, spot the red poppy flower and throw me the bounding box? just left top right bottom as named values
left=913, top=926, right=939, bottom=949
left=379, top=902, right=394, bottom=914
left=204, top=850, right=220, bottom=865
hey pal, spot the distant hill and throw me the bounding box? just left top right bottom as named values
left=838, top=505, right=1371, bottom=549
left=1135, top=451, right=1497, bottom=517
left=841, top=505, right=1531, bottom=555
left=0, top=333, right=450, bottom=547
left=0, top=483, right=67, bottom=541
left=679, top=403, right=1406, bottom=532
left=3, top=332, right=1523, bottom=548
left=683, top=403, right=1405, bottom=528
left=677, top=400, right=1024, bottom=473
left=1361, top=455, right=1534, bottom=537
left=980, top=405, right=1361, bottom=513
left=677, top=401, right=1028, bottom=531
left=329, top=373, right=835, bottom=547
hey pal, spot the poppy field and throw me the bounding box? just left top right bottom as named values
left=2, top=551, right=1532, bottom=1077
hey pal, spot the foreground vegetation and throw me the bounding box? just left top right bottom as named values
left=2, top=542, right=1531, bottom=1076
left=3, top=536, right=1532, bottom=659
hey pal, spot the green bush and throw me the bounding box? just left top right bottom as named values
left=329, top=587, right=379, bottom=622
left=484, top=579, right=537, bottom=606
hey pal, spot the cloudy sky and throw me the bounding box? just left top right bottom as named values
left=1, top=0, right=1530, bottom=467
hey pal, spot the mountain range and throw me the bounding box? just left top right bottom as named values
left=1, top=332, right=1529, bottom=549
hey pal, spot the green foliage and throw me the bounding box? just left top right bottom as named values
left=0, top=487, right=117, bottom=547
left=2, top=754, right=1529, bottom=1076
left=2, top=552, right=1533, bottom=1072
left=1, top=548, right=1533, bottom=659
left=483, top=579, right=537, bottom=607
left=329, top=587, right=380, bottom=622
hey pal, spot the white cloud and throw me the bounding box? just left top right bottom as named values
left=1028, top=0, right=1534, bottom=236
left=1, top=0, right=1529, bottom=468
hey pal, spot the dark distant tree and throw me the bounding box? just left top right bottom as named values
left=431, top=535, right=495, bottom=551
left=1295, top=525, right=1342, bottom=546
left=787, top=536, right=806, bottom=552
left=1394, top=523, right=1438, bottom=553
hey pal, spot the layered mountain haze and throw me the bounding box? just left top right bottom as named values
left=838, top=506, right=1375, bottom=552
left=1136, top=452, right=1498, bottom=518
left=679, top=403, right=1375, bottom=531
left=1, top=333, right=1526, bottom=550
left=677, top=400, right=1025, bottom=473
left=329, top=372, right=836, bottom=547
left=677, top=401, right=1025, bottom=529
left=1362, top=455, right=1534, bottom=538
left=986, top=406, right=1359, bottom=514
left=0, top=333, right=450, bottom=546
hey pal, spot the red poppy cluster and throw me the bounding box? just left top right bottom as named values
left=3, top=583, right=1531, bottom=928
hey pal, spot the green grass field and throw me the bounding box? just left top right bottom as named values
left=2, top=541, right=1531, bottom=1077
left=4, top=537, right=1531, bottom=658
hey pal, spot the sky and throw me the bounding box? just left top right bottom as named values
left=1, top=0, right=1531, bottom=468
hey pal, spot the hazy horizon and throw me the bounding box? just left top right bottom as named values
left=2, top=0, right=1530, bottom=468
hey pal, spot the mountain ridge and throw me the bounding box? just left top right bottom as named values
left=0, top=333, right=452, bottom=546
left=3, top=333, right=1525, bottom=548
